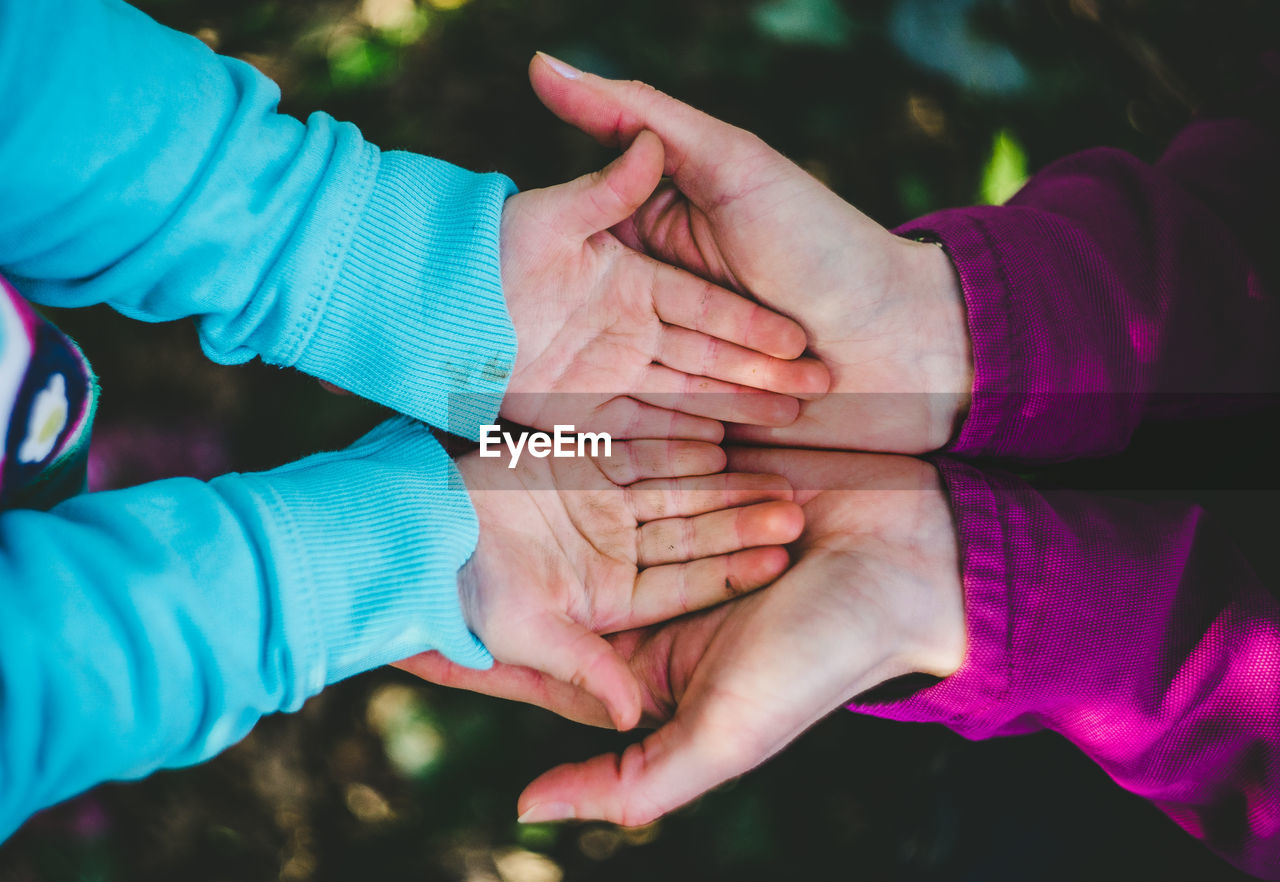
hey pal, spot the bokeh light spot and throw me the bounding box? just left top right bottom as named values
left=979, top=128, right=1028, bottom=204
left=366, top=684, right=446, bottom=778
left=492, top=847, right=563, bottom=882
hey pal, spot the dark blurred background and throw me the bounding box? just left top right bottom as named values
left=3, top=0, right=1278, bottom=880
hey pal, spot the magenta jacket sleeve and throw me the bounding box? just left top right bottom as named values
left=851, top=459, right=1280, bottom=878
left=895, top=57, right=1280, bottom=462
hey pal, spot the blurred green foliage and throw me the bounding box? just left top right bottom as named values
left=978, top=128, right=1028, bottom=204
left=3, top=1, right=1277, bottom=880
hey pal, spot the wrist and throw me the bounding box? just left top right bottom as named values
left=452, top=451, right=501, bottom=640
left=887, top=466, right=967, bottom=679
left=895, top=238, right=973, bottom=449
left=456, top=553, right=482, bottom=636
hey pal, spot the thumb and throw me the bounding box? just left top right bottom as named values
left=515, top=706, right=756, bottom=827
left=552, top=128, right=665, bottom=237
left=530, top=52, right=765, bottom=212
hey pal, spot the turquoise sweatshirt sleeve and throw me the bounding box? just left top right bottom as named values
left=0, top=417, right=490, bottom=839
left=0, top=0, right=517, bottom=439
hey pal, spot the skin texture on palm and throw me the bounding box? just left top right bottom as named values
left=526, top=54, right=973, bottom=453
left=438, top=439, right=805, bottom=732
left=496, top=129, right=831, bottom=441
left=401, top=449, right=966, bottom=825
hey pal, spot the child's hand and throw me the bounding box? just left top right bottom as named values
left=451, top=438, right=804, bottom=730
left=498, top=131, right=830, bottom=441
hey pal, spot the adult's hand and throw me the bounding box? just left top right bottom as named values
left=498, top=130, right=829, bottom=441
left=401, top=449, right=966, bottom=823
left=446, top=439, right=804, bottom=731
left=527, top=54, right=973, bottom=453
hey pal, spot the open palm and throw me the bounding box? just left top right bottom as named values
left=405, top=449, right=966, bottom=821
left=445, top=439, right=805, bottom=731
left=498, top=130, right=829, bottom=441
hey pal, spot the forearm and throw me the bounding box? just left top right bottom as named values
left=0, top=0, right=516, bottom=438
left=852, top=461, right=1280, bottom=878
left=0, top=417, right=487, bottom=840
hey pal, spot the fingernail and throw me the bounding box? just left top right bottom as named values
left=518, top=802, right=577, bottom=824
left=537, top=51, right=582, bottom=80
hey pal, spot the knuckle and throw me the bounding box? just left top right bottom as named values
left=679, top=518, right=697, bottom=558
left=623, top=440, right=643, bottom=482
left=725, top=129, right=772, bottom=167
left=625, top=78, right=658, bottom=98
left=646, top=490, right=669, bottom=520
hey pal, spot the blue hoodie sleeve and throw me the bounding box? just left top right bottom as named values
left=0, top=417, right=491, bottom=840
left=0, top=0, right=516, bottom=439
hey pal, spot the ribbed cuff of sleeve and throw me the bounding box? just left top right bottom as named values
left=896, top=212, right=1019, bottom=458
left=294, top=151, right=519, bottom=440
left=847, top=459, right=1016, bottom=736
left=211, top=417, right=491, bottom=698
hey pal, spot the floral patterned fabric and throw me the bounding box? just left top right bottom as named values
left=0, top=275, right=96, bottom=511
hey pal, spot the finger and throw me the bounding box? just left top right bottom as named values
left=551, top=129, right=666, bottom=238
left=595, top=439, right=726, bottom=485
left=650, top=265, right=808, bottom=360
left=393, top=652, right=614, bottom=729
left=657, top=325, right=828, bottom=398
left=517, top=710, right=753, bottom=827
left=725, top=446, right=911, bottom=496
left=724, top=446, right=850, bottom=484
left=588, top=397, right=724, bottom=442
left=637, top=500, right=802, bottom=567
left=634, top=364, right=801, bottom=427
left=529, top=52, right=768, bottom=213
left=505, top=615, right=644, bottom=731
left=624, top=472, right=792, bottom=522
left=627, top=546, right=792, bottom=627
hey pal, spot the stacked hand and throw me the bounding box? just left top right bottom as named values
left=526, top=52, right=973, bottom=453
left=401, top=450, right=965, bottom=824
left=399, top=56, right=979, bottom=828
left=497, top=129, right=830, bottom=440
